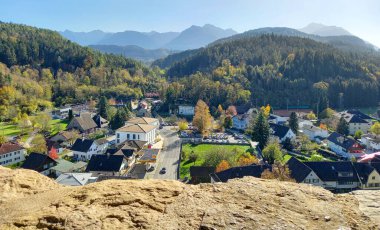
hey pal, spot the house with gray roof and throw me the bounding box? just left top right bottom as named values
left=56, top=173, right=97, bottom=186
left=67, top=113, right=97, bottom=134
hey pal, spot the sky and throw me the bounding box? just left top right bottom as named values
left=0, top=0, right=379, bottom=47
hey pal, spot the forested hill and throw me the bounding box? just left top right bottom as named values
left=0, top=22, right=164, bottom=120
left=0, top=22, right=147, bottom=73
left=157, top=35, right=380, bottom=109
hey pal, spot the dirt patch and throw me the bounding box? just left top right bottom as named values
left=0, top=166, right=378, bottom=229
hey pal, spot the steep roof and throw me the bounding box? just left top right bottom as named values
left=303, top=161, right=358, bottom=182
left=286, top=157, right=312, bottom=183
left=21, top=152, right=57, bottom=172
left=68, top=115, right=97, bottom=132
left=51, top=159, right=87, bottom=173
left=55, top=173, right=95, bottom=186
left=92, top=114, right=108, bottom=128
left=127, top=117, right=158, bottom=125
left=117, top=123, right=156, bottom=133
left=353, top=163, right=375, bottom=184
left=270, top=123, right=291, bottom=139
left=86, top=154, right=124, bottom=172
left=349, top=115, right=368, bottom=124
left=327, top=132, right=356, bottom=150
left=346, top=109, right=373, bottom=120
left=210, top=165, right=270, bottom=182
left=71, top=139, right=94, bottom=152
left=0, top=142, right=24, bottom=155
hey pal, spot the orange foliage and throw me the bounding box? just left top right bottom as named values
left=319, top=123, right=327, bottom=130
left=237, top=155, right=258, bottom=166
left=216, top=160, right=230, bottom=172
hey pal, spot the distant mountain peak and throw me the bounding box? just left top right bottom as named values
left=300, top=23, right=352, bottom=36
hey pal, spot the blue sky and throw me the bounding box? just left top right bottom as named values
left=0, top=0, right=379, bottom=47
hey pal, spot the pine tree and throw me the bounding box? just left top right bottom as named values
left=68, top=109, right=73, bottom=121
left=110, top=108, right=127, bottom=130
left=252, top=111, right=270, bottom=149
left=336, top=116, right=349, bottom=136
left=97, top=96, right=109, bottom=119
left=288, top=112, right=298, bottom=135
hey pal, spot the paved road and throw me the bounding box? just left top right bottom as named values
left=152, top=126, right=181, bottom=180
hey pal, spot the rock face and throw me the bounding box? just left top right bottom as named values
left=0, top=166, right=378, bottom=229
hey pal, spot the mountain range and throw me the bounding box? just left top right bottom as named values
left=60, top=24, right=237, bottom=50
left=60, top=23, right=378, bottom=62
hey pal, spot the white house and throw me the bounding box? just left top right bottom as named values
left=52, top=106, right=72, bottom=119
left=269, top=123, right=296, bottom=143
left=300, top=125, right=329, bottom=141
left=268, top=114, right=288, bottom=125
left=337, top=110, right=373, bottom=135
left=0, top=142, right=26, bottom=166
left=232, top=114, right=251, bottom=130
left=71, top=138, right=108, bottom=161
left=327, top=132, right=364, bottom=158
left=360, top=134, right=380, bottom=151
left=287, top=157, right=360, bottom=191
left=232, top=108, right=256, bottom=130
left=178, top=105, right=195, bottom=116
left=116, top=117, right=158, bottom=145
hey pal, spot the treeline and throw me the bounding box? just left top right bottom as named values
left=156, top=35, right=380, bottom=108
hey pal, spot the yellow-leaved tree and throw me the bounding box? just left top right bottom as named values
left=260, top=104, right=271, bottom=117
left=193, top=100, right=212, bottom=136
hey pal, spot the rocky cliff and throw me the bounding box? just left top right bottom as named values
left=0, top=167, right=378, bottom=229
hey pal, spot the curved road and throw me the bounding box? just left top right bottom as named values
left=152, top=126, right=181, bottom=180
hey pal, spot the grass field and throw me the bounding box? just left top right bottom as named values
left=0, top=122, right=22, bottom=137
left=49, top=119, right=69, bottom=136
left=0, top=118, right=68, bottom=138
left=180, top=143, right=251, bottom=179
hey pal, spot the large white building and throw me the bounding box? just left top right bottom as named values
left=116, top=117, right=159, bottom=145
left=0, top=142, right=26, bottom=166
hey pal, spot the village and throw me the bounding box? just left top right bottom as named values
left=1, top=97, right=380, bottom=193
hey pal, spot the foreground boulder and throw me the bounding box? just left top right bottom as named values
left=0, top=167, right=377, bottom=229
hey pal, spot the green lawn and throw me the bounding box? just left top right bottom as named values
left=180, top=143, right=251, bottom=179
left=0, top=122, right=22, bottom=137
left=49, top=119, right=69, bottom=136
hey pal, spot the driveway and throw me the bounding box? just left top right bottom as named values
left=151, top=126, right=181, bottom=180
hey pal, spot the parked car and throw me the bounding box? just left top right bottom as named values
left=160, top=167, right=166, bottom=174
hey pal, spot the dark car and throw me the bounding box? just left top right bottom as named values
left=159, top=167, right=166, bottom=174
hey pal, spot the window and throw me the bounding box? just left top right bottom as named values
left=312, top=179, right=319, bottom=183
left=117, top=133, right=120, bottom=138
left=372, top=176, right=376, bottom=180
left=133, top=134, right=136, bottom=139
left=138, top=135, right=140, bottom=140
left=127, top=134, right=130, bottom=139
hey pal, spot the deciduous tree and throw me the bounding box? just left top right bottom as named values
left=262, top=141, right=283, bottom=164
left=216, top=160, right=230, bottom=172
left=193, top=100, right=212, bottom=136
